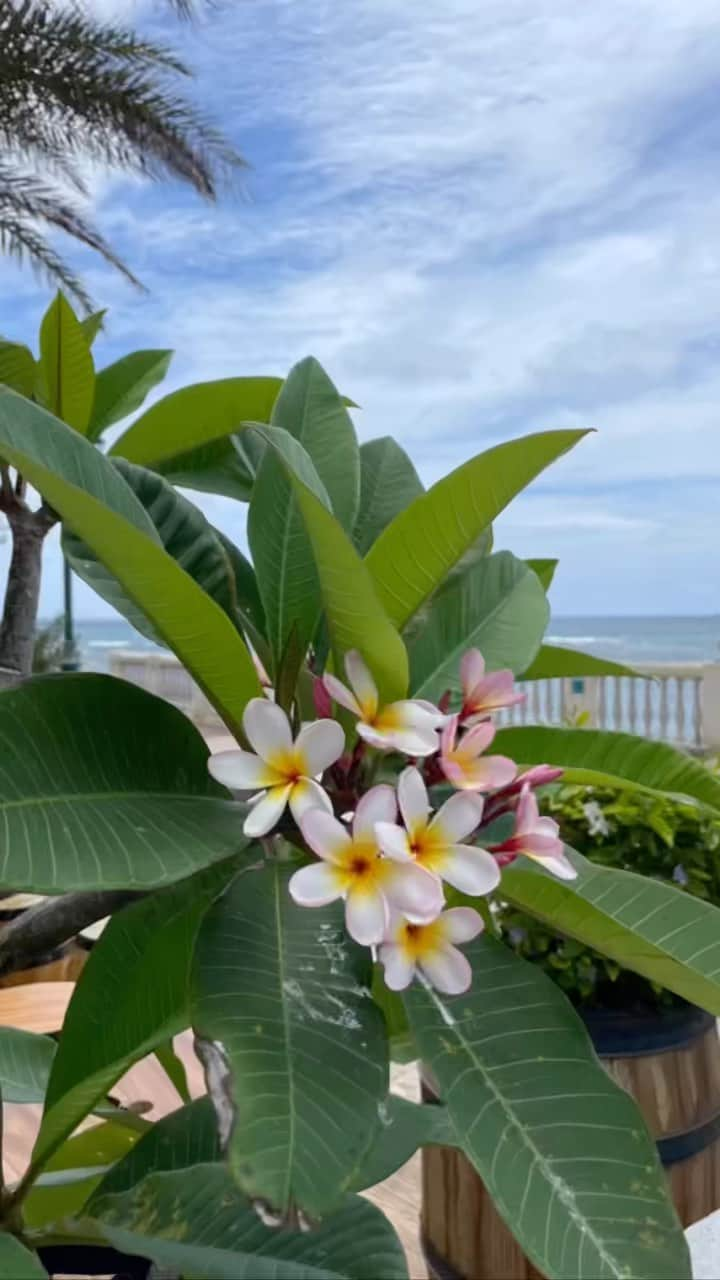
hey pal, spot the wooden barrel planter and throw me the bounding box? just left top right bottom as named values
left=421, top=1003, right=720, bottom=1280
left=0, top=895, right=87, bottom=989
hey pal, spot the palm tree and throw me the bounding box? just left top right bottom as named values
left=0, top=0, right=241, bottom=308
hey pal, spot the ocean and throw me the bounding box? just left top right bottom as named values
left=68, top=615, right=720, bottom=671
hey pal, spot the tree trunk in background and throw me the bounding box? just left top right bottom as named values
left=0, top=507, right=53, bottom=684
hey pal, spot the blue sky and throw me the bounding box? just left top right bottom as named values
left=1, top=0, right=719, bottom=618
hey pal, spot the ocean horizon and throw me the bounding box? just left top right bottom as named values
left=53, top=615, right=720, bottom=671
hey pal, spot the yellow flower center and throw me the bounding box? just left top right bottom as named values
left=398, top=918, right=444, bottom=961
left=333, top=839, right=392, bottom=894
left=408, top=823, right=447, bottom=872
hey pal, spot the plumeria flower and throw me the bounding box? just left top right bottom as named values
left=376, top=766, right=500, bottom=896
left=440, top=715, right=516, bottom=792
left=379, top=907, right=484, bottom=994
left=290, top=785, right=443, bottom=945
left=323, top=650, right=446, bottom=756
left=488, top=785, right=576, bottom=880
left=208, top=698, right=344, bottom=838
left=459, top=648, right=525, bottom=726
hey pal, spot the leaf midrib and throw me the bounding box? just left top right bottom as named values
left=422, top=982, right=627, bottom=1279
left=274, top=865, right=297, bottom=1210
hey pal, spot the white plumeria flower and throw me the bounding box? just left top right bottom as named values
left=289, top=785, right=444, bottom=946
left=323, top=650, right=446, bottom=757
left=208, top=698, right=344, bottom=838
left=375, top=766, right=500, bottom=897
left=379, top=907, right=484, bottom=994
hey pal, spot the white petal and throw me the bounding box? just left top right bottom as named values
left=289, top=779, right=333, bottom=825
left=388, top=700, right=446, bottom=729
left=378, top=943, right=416, bottom=991
left=345, top=650, right=379, bottom=718
left=243, top=785, right=291, bottom=837
left=439, top=846, right=501, bottom=896
left=294, top=719, right=345, bottom=775
left=430, top=791, right=484, bottom=843
left=299, top=808, right=351, bottom=863
left=208, top=749, right=279, bottom=791
left=243, top=698, right=292, bottom=762
left=375, top=821, right=413, bottom=862
left=365, top=724, right=439, bottom=757
left=353, top=785, right=397, bottom=841
left=356, top=723, right=394, bottom=752
left=460, top=648, right=485, bottom=695
left=398, top=766, right=429, bottom=837
left=442, top=907, right=484, bottom=944
left=345, top=887, right=388, bottom=945
left=420, top=943, right=472, bottom=995
left=323, top=674, right=361, bottom=717
left=526, top=850, right=577, bottom=881
left=289, top=861, right=342, bottom=907
left=384, top=863, right=444, bottom=922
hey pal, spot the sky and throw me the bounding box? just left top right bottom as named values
left=1, top=0, right=720, bottom=619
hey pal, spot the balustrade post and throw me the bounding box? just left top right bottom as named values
left=700, top=663, right=720, bottom=751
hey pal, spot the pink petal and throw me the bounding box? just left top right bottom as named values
left=243, top=784, right=292, bottom=837
left=353, top=784, right=397, bottom=841
left=517, top=833, right=567, bottom=856
left=442, top=907, right=484, bottom=944
left=442, top=755, right=517, bottom=792
left=289, top=861, right=342, bottom=907
left=295, top=719, right=345, bottom=775
left=440, top=715, right=460, bottom=757
left=208, top=749, right=279, bottom=791
left=534, top=814, right=561, bottom=840
left=299, top=809, right=352, bottom=863
left=430, top=791, right=484, bottom=844
left=378, top=943, right=416, bottom=991
left=419, top=943, right=472, bottom=995
left=515, top=785, right=539, bottom=835
left=345, top=886, right=388, bottom=945
left=458, top=720, right=497, bottom=759
left=243, top=698, right=292, bottom=762
left=398, top=766, right=429, bottom=837
left=288, top=779, right=333, bottom=826
left=384, top=862, right=444, bottom=922
left=375, top=821, right=413, bottom=862
left=460, top=648, right=485, bottom=696
left=345, top=650, right=379, bottom=719
left=438, top=845, right=500, bottom=896
left=322, top=673, right=361, bottom=717
left=525, top=849, right=577, bottom=881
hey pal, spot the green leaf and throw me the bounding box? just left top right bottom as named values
left=110, top=376, right=284, bottom=500
left=32, top=858, right=242, bottom=1175
left=63, top=459, right=239, bottom=646
left=522, top=643, right=640, bottom=679
left=90, top=1166, right=409, bottom=1280
left=80, top=310, right=107, bottom=346
left=91, top=1097, right=220, bottom=1203
left=0, top=341, right=35, bottom=396
left=249, top=358, right=360, bottom=669
left=0, top=1028, right=55, bottom=1102
left=0, top=388, right=261, bottom=735
left=493, top=724, right=720, bottom=814
left=349, top=1096, right=454, bottom=1192
left=365, top=430, right=587, bottom=628
left=503, top=848, right=720, bottom=1013
left=0, top=1234, right=46, bottom=1278
left=407, top=551, right=549, bottom=701
left=88, top=350, right=172, bottom=440
left=192, top=864, right=388, bottom=1215
left=38, top=292, right=95, bottom=434
left=525, top=558, right=558, bottom=591
left=0, top=675, right=245, bottom=894
left=154, top=1039, right=191, bottom=1104
left=23, top=1122, right=138, bottom=1228
left=214, top=529, right=269, bottom=658
left=353, top=437, right=423, bottom=555
left=405, top=935, right=690, bottom=1280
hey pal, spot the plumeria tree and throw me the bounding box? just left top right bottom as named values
left=0, top=345, right=719, bottom=1277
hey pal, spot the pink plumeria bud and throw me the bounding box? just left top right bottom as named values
left=208, top=699, right=344, bottom=838
left=313, top=676, right=333, bottom=719
left=440, top=715, right=517, bottom=793
left=487, top=785, right=576, bottom=881
left=289, top=786, right=443, bottom=946
left=379, top=907, right=484, bottom=994
left=376, top=766, right=499, bottom=897
left=482, top=763, right=564, bottom=823
left=323, top=650, right=447, bottom=757
left=459, top=648, right=525, bottom=726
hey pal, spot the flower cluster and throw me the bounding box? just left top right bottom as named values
left=209, top=647, right=575, bottom=995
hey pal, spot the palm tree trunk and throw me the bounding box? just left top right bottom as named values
left=0, top=505, right=53, bottom=686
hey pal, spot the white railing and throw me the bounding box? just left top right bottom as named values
left=109, top=651, right=720, bottom=752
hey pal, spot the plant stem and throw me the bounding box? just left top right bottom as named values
left=0, top=504, right=55, bottom=680
left=0, top=890, right=143, bottom=977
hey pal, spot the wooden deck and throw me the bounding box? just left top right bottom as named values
left=0, top=983, right=426, bottom=1278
